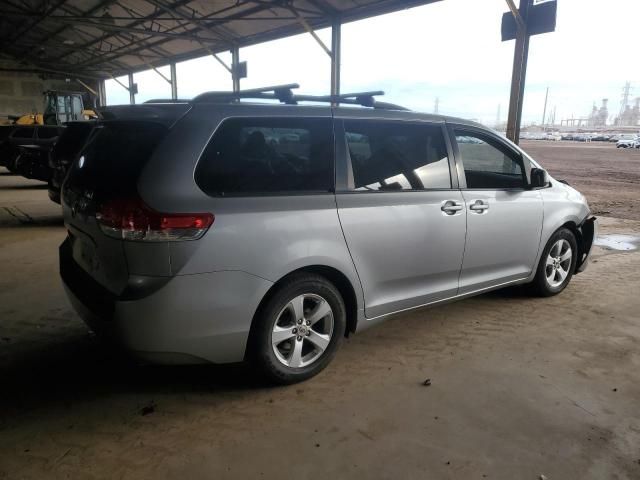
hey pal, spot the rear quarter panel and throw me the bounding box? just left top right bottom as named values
left=137, top=103, right=364, bottom=311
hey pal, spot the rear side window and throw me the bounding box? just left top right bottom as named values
left=12, top=128, right=34, bottom=138
left=195, top=117, right=334, bottom=196
left=454, top=131, right=525, bottom=189
left=52, top=124, right=95, bottom=164
left=37, top=127, right=62, bottom=139
left=65, top=121, right=167, bottom=198
left=344, top=120, right=451, bottom=191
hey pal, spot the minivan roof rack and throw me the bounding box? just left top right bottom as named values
left=192, top=83, right=300, bottom=104
left=192, top=84, right=409, bottom=111
left=144, top=98, right=190, bottom=103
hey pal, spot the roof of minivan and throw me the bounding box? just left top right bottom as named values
left=102, top=100, right=487, bottom=131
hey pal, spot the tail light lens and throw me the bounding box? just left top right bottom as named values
left=96, top=197, right=213, bottom=242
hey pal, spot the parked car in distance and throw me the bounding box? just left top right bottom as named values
left=545, top=132, right=562, bottom=141
left=616, top=135, right=639, bottom=148
left=60, top=85, right=597, bottom=384
left=573, top=134, right=594, bottom=142
left=0, top=125, right=63, bottom=179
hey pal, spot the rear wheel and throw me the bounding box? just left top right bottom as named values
left=530, top=228, right=577, bottom=297
left=249, top=273, right=346, bottom=384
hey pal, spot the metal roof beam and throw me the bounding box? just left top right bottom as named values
left=144, top=0, right=234, bottom=44
left=53, top=0, right=194, bottom=62
left=305, top=0, right=340, bottom=17
left=505, top=0, right=526, bottom=30
left=289, top=4, right=331, bottom=57
left=70, top=1, right=277, bottom=70
left=0, top=11, right=307, bottom=22
left=0, top=0, right=68, bottom=45
left=59, top=19, right=219, bottom=42
left=28, top=0, right=115, bottom=48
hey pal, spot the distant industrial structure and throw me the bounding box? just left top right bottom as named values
left=557, top=82, right=639, bottom=129
left=587, top=98, right=609, bottom=127
left=614, top=82, right=639, bottom=127
left=616, top=97, right=640, bottom=126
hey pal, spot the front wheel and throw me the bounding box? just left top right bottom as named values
left=249, top=273, right=346, bottom=384
left=529, top=228, right=578, bottom=297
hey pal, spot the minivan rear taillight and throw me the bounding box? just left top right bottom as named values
left=96, top=197, right=214, bottom=242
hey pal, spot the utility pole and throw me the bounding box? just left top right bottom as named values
left=541, top=86, right=549, bottom=127
left=434, top=97, right=439, bottom=114
left=496, top=104, right=501, bottom=128
left=619, top=81, right=632, bottom=119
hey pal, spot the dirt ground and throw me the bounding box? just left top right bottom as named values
left=522, top=140, right=640, bottom=221
left=1, top=141, right=640, bottom=480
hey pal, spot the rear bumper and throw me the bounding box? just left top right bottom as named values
left=60, top=240, right=273, bottom=364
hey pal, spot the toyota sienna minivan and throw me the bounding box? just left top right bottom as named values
left=60, top=85, right=596, bottom=384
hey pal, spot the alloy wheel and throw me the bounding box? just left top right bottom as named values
left=545, top=239, right=572, bottom=288
left=271, top=294, right=334, bottom=368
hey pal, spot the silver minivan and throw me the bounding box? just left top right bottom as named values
left=60, top=86, right=596, bottom=383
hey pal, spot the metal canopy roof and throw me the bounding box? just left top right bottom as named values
left=0, top=0, right=440, bottom=80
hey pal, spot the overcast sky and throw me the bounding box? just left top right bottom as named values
left=105, top=0, right=640, bottom=126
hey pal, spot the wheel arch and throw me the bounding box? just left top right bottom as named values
left=552, top=219, right=593, bottom=274
left=247, top=265, right=360, bottom=354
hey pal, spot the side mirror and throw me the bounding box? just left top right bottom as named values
left=530, top=167, right=549, bottom=189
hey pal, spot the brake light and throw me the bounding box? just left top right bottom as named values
left=96, top=197, right=213, bottom=242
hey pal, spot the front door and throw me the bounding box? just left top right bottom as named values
left=452, top=127, right=543, bottom=294
left=335, top=118, right=466, bottom=318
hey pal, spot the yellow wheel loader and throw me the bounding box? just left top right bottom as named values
left=2, top=90, right=97, bottom=125
left=1, top=90, right=98, bottom=178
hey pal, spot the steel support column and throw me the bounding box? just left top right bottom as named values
left=170, top=62, right=178, bottom=100
left=97, top=79, right=107, bottom=107
left=330, top=19, right=341, bottom=99
left=128, top=72, right=135, bottom=105
left=231, top=47, right=240, bottom=93
left=505, top=0, right=532, bottom=144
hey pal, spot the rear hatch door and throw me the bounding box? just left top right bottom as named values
left=62, top=121, right=168, bottom=294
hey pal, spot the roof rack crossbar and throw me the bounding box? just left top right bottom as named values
left=292, top=92, right=409, bottom=111
left=193, top=83, right=300, bottom=103
left=143, top=98, right=190, bottom=103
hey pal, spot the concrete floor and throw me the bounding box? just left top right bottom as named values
left=1, top=167, right=640, bottom=479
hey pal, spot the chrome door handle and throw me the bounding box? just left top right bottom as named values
left=441, top=201, right=463, bottom=215
left=469, top=200, right=489, bottom=213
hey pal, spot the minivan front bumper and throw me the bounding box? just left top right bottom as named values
left=575, top=216, right=597, bottom=273
left=60, top=238, right=273, bottom=364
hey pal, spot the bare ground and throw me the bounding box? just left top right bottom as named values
left=1, top=151, right=639, bottom=480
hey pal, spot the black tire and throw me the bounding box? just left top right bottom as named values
left=249, top=273, right=346, bottom=385
left=529, top=227, right=578, bottom=297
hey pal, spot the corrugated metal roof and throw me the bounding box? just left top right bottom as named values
left=0, top=0, right=440, bottom=79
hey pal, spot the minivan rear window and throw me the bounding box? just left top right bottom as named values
left=52, top=124, right=95, bottom=165
left=65, top=121, right=167, bottom=199
left=195, top=117, right=334, bottom=196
